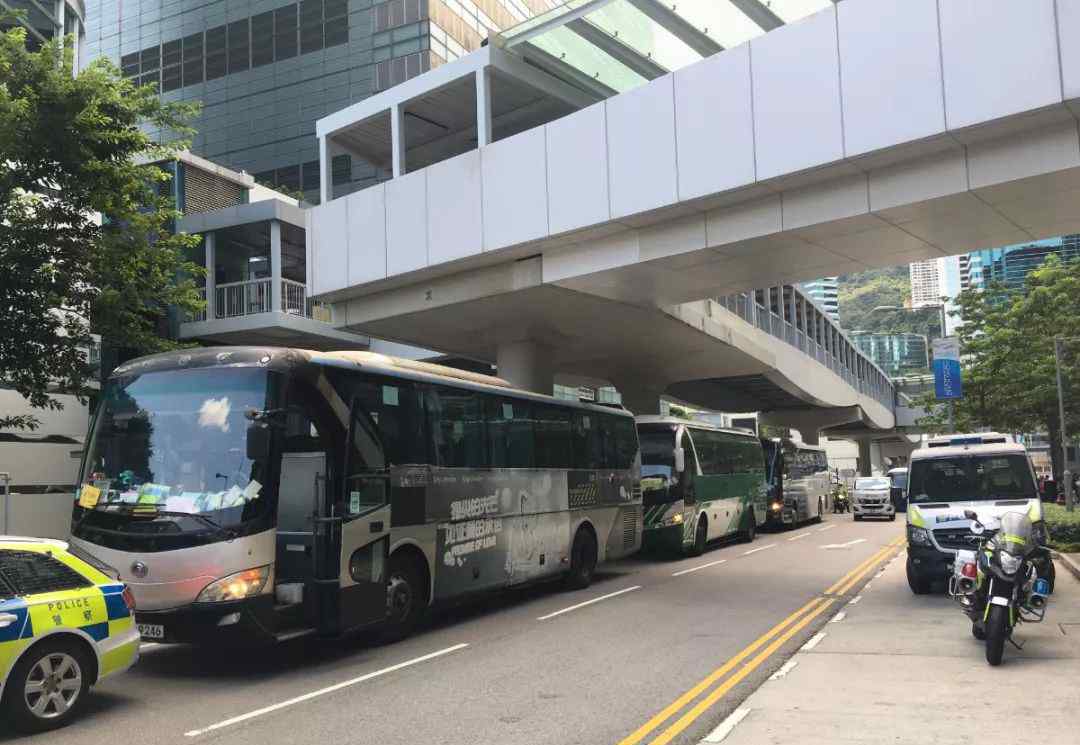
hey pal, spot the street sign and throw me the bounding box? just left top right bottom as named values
left=932, top=336, right=963, bottom=400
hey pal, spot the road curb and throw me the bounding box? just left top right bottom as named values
left=1051, top=550, right=1080, bottom=582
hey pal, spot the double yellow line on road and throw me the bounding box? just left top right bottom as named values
left=618, top=536, right=905, bottom=745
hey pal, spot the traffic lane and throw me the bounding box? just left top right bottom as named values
left=174, top=519, right=902, bottom=745
left=3, top=515, right=895, bottom=745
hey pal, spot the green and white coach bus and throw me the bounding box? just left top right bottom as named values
left=637, top=417, right=767, bottom=555
left=68, top=347, right=642, bottom=644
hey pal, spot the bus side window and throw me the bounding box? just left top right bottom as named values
left=428, top=387, right=486, bottom=468
left=487, top=398, right=534, bottom=468
left=693, top=430, right=721, bottom=476
left=535, top=406, right=571, bottom=468
left=610, top=416, right=638, bottom=470
left=571, top=413, right=602, bottom=470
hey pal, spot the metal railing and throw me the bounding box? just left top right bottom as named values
left=714, top=286, right=895, bottom=411
left=186, top=279, right=332, bottom=323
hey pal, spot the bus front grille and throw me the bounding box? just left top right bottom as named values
left=623, top=507, right=640, bottom=548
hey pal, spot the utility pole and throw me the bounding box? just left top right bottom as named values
left=1055, top=337, right=1074, bottom=511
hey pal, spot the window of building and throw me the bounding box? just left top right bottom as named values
left=227, top=19, right=250, bottom=74
left=275, top=4, right=298, bottom=60
left=299, top=0, right=324, bottom=54
left=252, top=11, right=274, bottom=67
left=182, top=32, right=203, bottom=86
left=324, top=0, right=349, bottom=47
left=161, top=39, right=182, bottom=91
left=121, top=51, right=139, bottom=78
left=276, top=164, right=300, bottom=191
left=301, top=160, right=320, bottom=192
left=205, top=25, right=227, bottom=80
left=331, top=154, right=352, bottom=186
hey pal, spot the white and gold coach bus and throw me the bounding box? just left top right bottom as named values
left=68, top=348, right=642, bottom=643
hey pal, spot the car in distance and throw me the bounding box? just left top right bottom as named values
left=852, top=477, right=895, bottom=521
left=1, top=536, right=139, bottom=733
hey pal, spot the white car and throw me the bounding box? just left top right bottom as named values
left=852, top=477, right=895, bottom=521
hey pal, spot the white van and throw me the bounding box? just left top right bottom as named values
left=905, top=433, right=1045, bottom=594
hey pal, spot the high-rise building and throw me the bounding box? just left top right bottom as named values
left=909, top=258, right=944, bottom=308
left=799, top=277, right=839, bottom=323
left=967, top=236, right=1080, bottom=291
left=958, top=254, right=971, bottom=291
left=82, top=0, right=555, bottom=203
left=2, top=0, right=84, bottom=60
left=850, top=332, right=929, bottom=380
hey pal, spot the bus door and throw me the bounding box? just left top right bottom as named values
left=327, top=399, right=391, bottom=635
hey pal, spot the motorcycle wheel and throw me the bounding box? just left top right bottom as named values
left=985, top=604, right=1009, bottom=666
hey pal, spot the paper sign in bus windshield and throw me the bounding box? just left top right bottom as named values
left=77, top=480, right=262, bottom=513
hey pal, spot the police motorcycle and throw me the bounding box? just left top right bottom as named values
left=948, top=509, right=1052, bottom=666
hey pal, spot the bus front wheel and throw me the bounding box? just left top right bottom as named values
left=564, top=526, right=598, bottom=590
left=384, top=552, right=427, bottom=640
left=688, top=516, right=707, bottom=557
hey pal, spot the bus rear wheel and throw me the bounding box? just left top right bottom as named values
left=564, top=526, right=598, bottom=590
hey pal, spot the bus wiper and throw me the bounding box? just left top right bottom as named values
left=121, top=508, right=238, bottom=539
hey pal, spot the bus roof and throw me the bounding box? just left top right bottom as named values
left=635, top=415, right=758, bottom=438
left=108, top=346, right=633, bottom=418
left=911, top=441, right=1027, bottom=460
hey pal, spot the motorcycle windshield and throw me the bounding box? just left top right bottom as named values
left=997, top=511, right=1036, bottom=556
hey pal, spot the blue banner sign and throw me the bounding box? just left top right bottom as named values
left=932, top=337, right=963, bottom=400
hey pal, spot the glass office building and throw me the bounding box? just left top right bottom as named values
left=799, top=277, right=839, bottom=323
left=81, top=0, right=557, bottom=202
left=967, top=235, right=1080, bottom=292
left=850, top=332, right=929, bottom=380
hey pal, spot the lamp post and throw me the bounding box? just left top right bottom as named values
left=1055, top=338, right=1074, bottom=512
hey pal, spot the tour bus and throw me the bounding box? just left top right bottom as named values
left=761, top=438, right=830, bottom=527
left=638, top=417, right=767, bottom=555
left=67, top=347, right=642, bottom=644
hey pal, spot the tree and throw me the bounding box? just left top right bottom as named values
left=915, top=255, right=1080, bottom=482
left=0, top=25, right=203, bottom=429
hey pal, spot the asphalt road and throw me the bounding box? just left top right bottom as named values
left=3, top=514, right=904, bottom=745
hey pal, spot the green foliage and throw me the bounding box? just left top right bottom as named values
left=0, top=25, right=203, bottom=429
left=915, top=255, right=1080, bottom=481
left=1044, top=504, right=1080, bottom=552
left=837, top=266, right=910, bottom=331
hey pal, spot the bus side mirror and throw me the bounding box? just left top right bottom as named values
left=246, top=424, right=271, bottom=461
left=674, top=447, right=686, bottom=474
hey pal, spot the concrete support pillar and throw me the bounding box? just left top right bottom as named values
left=391, top=104, right=406, bottom=178
left=204, top=231, right=216, bottom=320
left=496, top=341, right=554, bottom=395
left=270, top=220, right=283, bottom=314
left=856, top=439, right=884, bottom=476
left=618, top=385, right=668, bottom=416
left=476, top=67, right=493, bottom=147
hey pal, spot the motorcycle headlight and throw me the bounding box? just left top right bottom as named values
left=195, top=565, right=273, bottom=603
left=998, top=552, right=1023, bottom=575
left=908, top=526, right=930, bottom=546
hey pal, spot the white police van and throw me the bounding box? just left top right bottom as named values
left=905, top=434, right=1050, bottom=594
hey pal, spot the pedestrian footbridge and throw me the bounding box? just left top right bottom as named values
left=304, top=0, right=1080, bottom=434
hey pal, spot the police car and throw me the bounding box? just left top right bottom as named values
left=1, top=536, right=139, bottom=732
left=905, top=434, right=1050, bottom=594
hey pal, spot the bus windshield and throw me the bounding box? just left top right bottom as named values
left=638, top=427, right=676, bottom=484
left=76, top=367, right=275, bottom=536
left=907, top=454, right=1036, bottom=503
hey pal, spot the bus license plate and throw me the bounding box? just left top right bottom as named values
left=138, top=623, right=165, bottom=640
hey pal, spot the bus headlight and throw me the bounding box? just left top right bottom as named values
left=196, top=565, right=273, bottom=603
left=770, top=502, right=782, bottom=512
left=660, top=512, right=684, bottom=527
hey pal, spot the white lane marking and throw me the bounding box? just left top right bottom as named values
left=536, top=586, right=642, bottom=620
left=801, top=632, right=827, bottom=651
left=821, top=538, right=868, bottom=550
left=183, top=643, right=468, bottom=737
left=817, top=524, right=838, bottom=532
left=848, top=595, right=862, bottom=606
left=864, top=582, right=873, bottom=592
left=741, top=543, right=777, bottom=556
left=768, top=660, right=798, bottom=681
left=829, top=611, right=847, bottom=624
left=787, top=532, right=812, bottom=542
left=672, top=559, right=728, bottom=577
left=701, top=707, right=751, bottom=743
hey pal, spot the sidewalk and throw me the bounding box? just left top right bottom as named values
left=709, top=553, right=1080, bottom=745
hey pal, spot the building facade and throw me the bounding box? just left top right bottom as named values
left=2, top=0, right=85, bottom=60
left=82, top=0, right=555, bottom=202
left=851, top=331, right=929, bottom=380
left=967, top=235, right=1080, bottom=291
left=799, top=277, right=839, bottom=323
left=909, top=258, right=943, bottom=308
